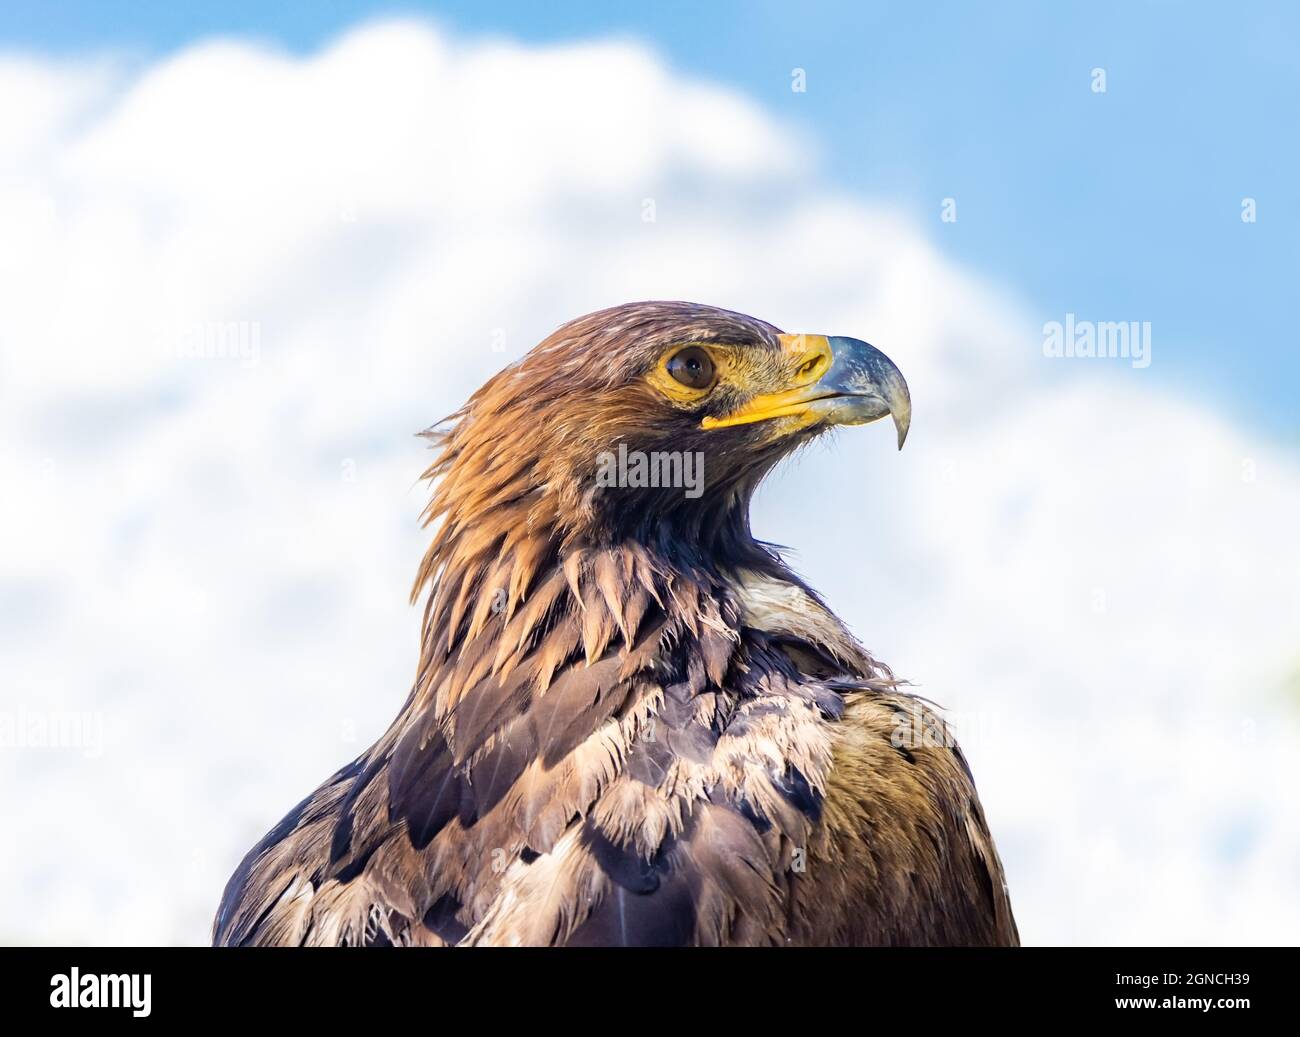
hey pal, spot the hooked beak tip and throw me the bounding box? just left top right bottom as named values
left=823, top=335, right=911, bottom=450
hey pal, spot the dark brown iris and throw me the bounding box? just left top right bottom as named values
left=666, top=346, right=715, bottom=390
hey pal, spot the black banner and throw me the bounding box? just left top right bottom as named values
left=0, top=946, right=1281, bottom=1024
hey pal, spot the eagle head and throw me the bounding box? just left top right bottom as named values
left=421, top=301, right=910, bottom=558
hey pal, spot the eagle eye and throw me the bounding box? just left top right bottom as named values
left=665, top=346, right=716, bottom=391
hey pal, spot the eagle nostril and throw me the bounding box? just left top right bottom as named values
left=798, top=353, right=827, bottom=381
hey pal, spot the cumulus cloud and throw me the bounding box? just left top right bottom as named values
left=0, top=19, right=1295, bottom=945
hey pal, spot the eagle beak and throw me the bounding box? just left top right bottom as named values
left=701, top=334, right=912, bottom=449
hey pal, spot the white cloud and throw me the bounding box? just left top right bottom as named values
left=0, top=19, right=1296, bottom=945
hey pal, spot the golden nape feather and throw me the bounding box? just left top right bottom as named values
left=213, top=300, right=1017, bottom=947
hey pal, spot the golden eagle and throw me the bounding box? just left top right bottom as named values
left=214, top=301, right=1018, bottom=946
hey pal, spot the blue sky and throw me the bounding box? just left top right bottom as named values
left=3, top=0, right=1296, bottom=440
